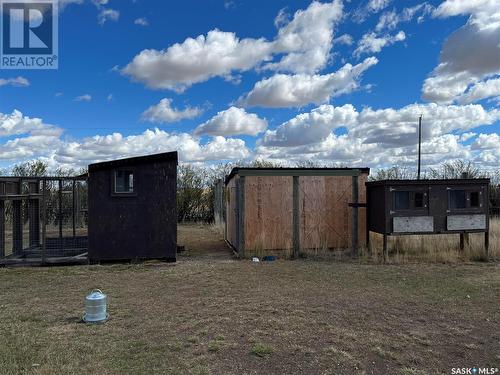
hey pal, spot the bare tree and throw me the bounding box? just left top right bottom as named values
left=370, top=166, right=416, bottom=181
left=11, top=160, right=48, bottom=177
left=428, top=160, right=483, bottom=179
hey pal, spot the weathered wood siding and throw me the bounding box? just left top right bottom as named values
left=244, top=176, right=293, bottom=252
left=225, top=176, right=238, bottom=248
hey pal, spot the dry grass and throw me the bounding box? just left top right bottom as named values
left=246, top=218, right=500, bottom=262
left=364, top=217, right=499, bottom=264
left=0, top=224, right=498, bottom=374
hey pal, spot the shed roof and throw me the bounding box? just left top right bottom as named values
left=225, top=167, right=370, bottom=184
left=366, top=178, right=490, bottom=187
left=88, top=152, right=178, bottom=172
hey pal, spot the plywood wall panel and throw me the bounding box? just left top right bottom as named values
left=244, top=176, right=293, bottom=253
left=226, top=171, right=369, bottom=255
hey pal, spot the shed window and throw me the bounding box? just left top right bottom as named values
left=394, top=191, right=410, bottom=210
left=114, top=170, right=134, bottom=193
left=414, top=192, right=424, bottom=208
left=470, top=191, right=480, bottom=207
left=449, top=190, right=466, bottom=209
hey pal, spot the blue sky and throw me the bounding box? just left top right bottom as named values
left=0, top=0, right=499, bottom=171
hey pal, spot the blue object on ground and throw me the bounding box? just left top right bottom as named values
left=262, top=256, right=276, bottom=261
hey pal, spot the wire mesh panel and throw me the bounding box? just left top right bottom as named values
left=42, top=178, right=88, bottom=259
left=0, top=176, right=88, bottom=265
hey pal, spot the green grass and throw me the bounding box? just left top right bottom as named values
left=251, top=343, right=273, bottom=357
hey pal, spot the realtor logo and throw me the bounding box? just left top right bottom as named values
left=1, top=0, right=58, bottom=69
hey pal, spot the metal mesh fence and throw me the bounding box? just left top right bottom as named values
left=0, top=177, right=88, bottom=265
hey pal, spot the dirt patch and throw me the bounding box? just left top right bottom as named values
left=0, top=224, right=498, bottom=374
left=178, top=223, right=234, bottom=260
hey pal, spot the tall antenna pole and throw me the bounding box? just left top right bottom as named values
left=417, top=114, right=422, bottom=180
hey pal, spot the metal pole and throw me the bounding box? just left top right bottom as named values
left=417, top=115, right=422, bottom=180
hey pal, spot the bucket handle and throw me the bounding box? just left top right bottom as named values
left=91, top=289, right=103, bottom=294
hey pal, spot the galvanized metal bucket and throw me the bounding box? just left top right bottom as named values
left=83, top=289, right=108, bottom=323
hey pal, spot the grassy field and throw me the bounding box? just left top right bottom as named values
left=0, top=224, right=499, bottom=374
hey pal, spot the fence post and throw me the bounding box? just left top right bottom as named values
left=12, top=178, right=22, bottom=255
left=58, top=179, right=63, bottom=241
left=28, top=182, right=40, bottom=247
left=42, top=179, right=47, bottom=265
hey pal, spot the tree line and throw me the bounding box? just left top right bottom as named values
left=4, top=159, right=500, bottom=223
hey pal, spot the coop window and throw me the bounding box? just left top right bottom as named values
left=394, top=191, right=410, bottom=210
left=449, top=190, right=466, bottom=209
left=414, top=192, right=425, bottom=208
left=114, top=170, right=134, bottom=193
left=470, top=191, right=480, bottom=207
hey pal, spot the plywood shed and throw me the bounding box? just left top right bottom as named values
left=224, top=167, right=370, bottom=258
left=366, top=178, right=490, bottom=261
left=88, top=152, right=178, bottom=262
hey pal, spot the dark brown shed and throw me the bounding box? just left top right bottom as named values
left=88, top=152, right=177, bottom=262
left=365, top=178, right=490, bottom=260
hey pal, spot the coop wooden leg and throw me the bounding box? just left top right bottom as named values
left=460, top=233, right=464, bottom=251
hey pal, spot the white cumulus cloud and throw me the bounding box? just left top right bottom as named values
left=0, top=110, right=251, bottom=169
left=122, top=30, right=274, bottom=92
left=98, top=8, right=119, bottom=25
left=122, top=1, right=344, bottom=91
left=256, top=102, right=500, bottom=167
left=194, top=107, right=267, bottom=136
left=238, top=57, right=378, bottom=108
left=354, top=30, right=405, bottom=57
left=456, top=77, right=500, bottom=104
left=141, top=98, right=203, bottom=123
left=422, top=0, right=500, bottom=103
left=375, top=3, right=433, bottom=31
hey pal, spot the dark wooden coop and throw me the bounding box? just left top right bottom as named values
left=88, top=152, right=178, bottom=262
left=0, top=176, right=88, bottom=266
left=366, top=179, right=490, bottom=260
left=224, top=167, right=370, bottom=258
